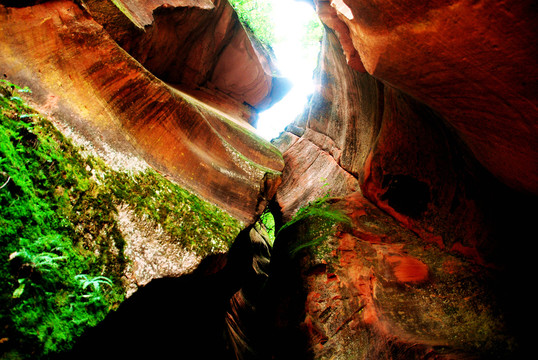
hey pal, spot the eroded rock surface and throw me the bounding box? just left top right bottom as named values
left=1, top=0, right=536, bottom=359
left=117, top=205, right=201, bottom=297
left=268, top=6, right=536, bottom=358
left=0, top=0, right=284, bottom=224
left=275, top=29, right=495, bottom=264
left=84, top=0, right=287, bottom=112
left=313, top=0, right=538, bottom=194
left=265, top=193, right=520, bottom=359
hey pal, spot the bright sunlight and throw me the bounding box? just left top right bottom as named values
left=257, top=0, right=322, bottom=140
left=229, top=0, right=323, bottom=140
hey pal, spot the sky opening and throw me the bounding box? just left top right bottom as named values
left=255, top=0, right=322, bottom=141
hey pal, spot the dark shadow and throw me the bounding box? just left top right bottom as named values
left=381, top=174, right=430, bottom=219
left=251, top=218, right=313, bottom=360
left=51, top=226, right=260, bottom=360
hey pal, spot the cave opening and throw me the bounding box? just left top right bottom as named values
left=250, top=0, right=323, bottom=140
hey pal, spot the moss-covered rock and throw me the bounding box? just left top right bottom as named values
left=0, top=80, right=241, bottom=359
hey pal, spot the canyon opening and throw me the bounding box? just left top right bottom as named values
left=0, top=0, right=536, bottom=359
left=252, top=0, right=323, bottom=140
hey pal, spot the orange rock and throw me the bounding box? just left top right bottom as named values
left=315, top=0, right=538, bottom=194
left=267, top=192, right=519, bottom=358
left=384, top=254, right=429, bottom=283
left=0, top=0, right=284, bottom=223
left=267, top=2, right=536, bottom=358
left=85, top=0, right=288, bottom=114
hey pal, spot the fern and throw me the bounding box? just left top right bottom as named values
left=75, top=274, right=113, bottom=293
left=279, top=194, right=351, bottom=257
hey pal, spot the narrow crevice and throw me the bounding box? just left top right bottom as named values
left=252, top=210, right=314, bottom=360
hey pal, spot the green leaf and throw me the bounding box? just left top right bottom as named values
left=13, top=279, right=26, bottom=298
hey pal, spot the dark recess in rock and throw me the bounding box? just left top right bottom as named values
left=380, top=174, right=430, bottom=218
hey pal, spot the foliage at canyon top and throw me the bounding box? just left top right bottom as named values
left=229, top=0, right=323, bottom=50
left=229, top=0, right=276, bottom=47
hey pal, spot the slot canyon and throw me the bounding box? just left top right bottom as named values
left=0, top=0, right=536, bottom=359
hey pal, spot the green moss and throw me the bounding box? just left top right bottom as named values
left=0, top=80, right=241, bottom=359
left=229, top=0, right=275, bottom=48
left=111, top=169, right=241, bottom=255
left=0, top=80, right=125, bottom=358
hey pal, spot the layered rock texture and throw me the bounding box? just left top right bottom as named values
left=83, top=0, right=287, bottom=111
left=1, top=0, right=536, bottom=359
left=0, top=2, right=283, bottom=357
left=0, top=0, right=284, bottom=224
left=314, top=0, right=538, bottom=195
left=266, top=0, right=537, bottom=358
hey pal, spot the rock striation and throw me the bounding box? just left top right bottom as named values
left=1, top=0, right=537, bottom=359
left=275, top=29, right=494, bottom=263
left=268, top=1, right=537, bottom=358
left=0, top=0, right=284, bottom=224
left=84, top=0, right=287, bottom=112
left=313, top=0, right=538, bottom=195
